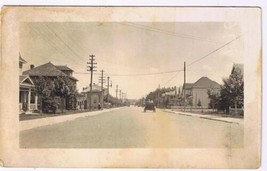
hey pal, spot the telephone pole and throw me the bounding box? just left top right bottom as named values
left=115, top=85, right=118, bottom=107
left=183, top=61, right=186, bottom=112
left=106, top=76, right=112, bottom=104
left=99, top=69, right=105, bottom=109
left=87, top=54, right=97, bottom=111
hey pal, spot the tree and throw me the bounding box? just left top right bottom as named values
left=33, top=76, right=55, bottom=113
left=207, top=89, right=220, bottom=111
left=33, top=76, right=78, bottom=114
left=217, top=69, right=243, bottom=113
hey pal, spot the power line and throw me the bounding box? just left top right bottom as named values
left=187, top=35, right=242, bottom=67
left=162, top=71, right=182, bottom=86
left=121, top=22, right=222, bottom=44
left=74, top=69, right=183, bottom=76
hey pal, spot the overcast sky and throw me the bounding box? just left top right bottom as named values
left=19, top=22, right=243, bottom=99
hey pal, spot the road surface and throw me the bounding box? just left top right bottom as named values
left=20, top=106, right=243, bottom=148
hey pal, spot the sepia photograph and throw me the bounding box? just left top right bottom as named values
left=0, top=6, right=261, bottom=168
left=18, top=22, right=244, bottom=148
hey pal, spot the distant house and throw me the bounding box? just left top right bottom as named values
left=19, top=55, right=38, bottom=114
left=183, top=77, right=221, bottom=108
left=81, top=83, right=104, bottom=110
left=162, top=89, right=179, bottom=107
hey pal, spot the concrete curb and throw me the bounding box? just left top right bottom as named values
left=20, top=107, right=122, bottom=131
left=165, top=110, right=242, bottom=125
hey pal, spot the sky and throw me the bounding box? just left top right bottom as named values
left=19, top=22, right=243, bottom=99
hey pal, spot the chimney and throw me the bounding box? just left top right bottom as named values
left=30, top=64, right=34, bottom=69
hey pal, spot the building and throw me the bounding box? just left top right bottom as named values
left=81, top=83, right=104, bottom=110
left=162, top=89, right=180, bottom=107
left=183, top=77, right=221, bottom=108
left=19, top=55, right=38, bottom=114
left=23, top=62, right=78, bottom=85
left=23, top=61, right=78, bottom=111
left=231, top=63, right=244, bottom=75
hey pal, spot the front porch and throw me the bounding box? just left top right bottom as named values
left=19, top=75, right=38, bottom=114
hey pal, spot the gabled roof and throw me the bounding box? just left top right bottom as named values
left=56, top=65, right=73, bottom=71
left=192, top=77, right=220, bottom=89
left=183, top=83, right=194, bottom=90
left=231, top=63, right=244, bottom=75
left=19, top=75, right=34, bottom=87
left=19, top=56, right=27, bottom=63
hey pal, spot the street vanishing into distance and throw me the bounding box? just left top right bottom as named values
left=20, top=106, right=243, bottom=148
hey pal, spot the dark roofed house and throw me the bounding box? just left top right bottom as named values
left=23, top=62, right=78, bottom=84
left=23, top=62, right=79, bottom=112
left=182, top=83, right=194, bottom=97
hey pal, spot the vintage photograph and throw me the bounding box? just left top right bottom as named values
left=18, top=22, right=244, bottom=148
left=0, top=7, right=261, bottom=168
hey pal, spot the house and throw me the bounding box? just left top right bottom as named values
left=81, top=83, right=104, bottom=110
left=162, top=89, right=179, bottom=107
left=19, top=55, right=38, bottom=114
left=23, top=62, right=78, bottom=85
left=76, top=93, right=86, bottom=110
left=23, top=61, right=78, bottom=111
left=231, top=63, right=244, bottom=75
left=183, top=77, right=220, bottom=108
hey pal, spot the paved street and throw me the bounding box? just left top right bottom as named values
left=20, top=106, right=243, bottom=148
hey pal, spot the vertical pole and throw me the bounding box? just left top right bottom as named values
left=100, top=70, right=104, bottom=109
left=107, top=76, right=110, bottom=104
left=184, top=61, right=186, bottom=112
left=116, top=85, right=118, bottom=107
left=87, top=54, right=97, bottom=111
left=28, top=88, right=31, bottom=112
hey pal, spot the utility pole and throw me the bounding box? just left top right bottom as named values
left=99, top=69, right=105, bottom=109
left=183, top=61, right=186, bottom=112
left=87, top=54, right=97, bottom=111
left=115, top=85, right=118, bottom=107
left=106, top=76, right=112, bottom=105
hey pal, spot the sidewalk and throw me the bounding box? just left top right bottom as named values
left=20, top=108, right=122, bottom=131
left=164, top=109, right=243, bottom=125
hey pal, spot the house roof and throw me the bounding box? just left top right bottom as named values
left=19, top=75, right=35, bottom=87
left=19, top=56, right=27, bottom=63
left=231, top=63, right=244, bottom=75
left=192, top=77, right=220, bottom=89
left=82, top=84, right=103, bottom=93
left=183, top=83, right=194, bottom=90
left=23, top=62, right=78, bottom=81
left=56, top=65, right=73, bottom=71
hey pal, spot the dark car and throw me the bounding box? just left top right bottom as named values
left=144, top=102, right=156, bottom=112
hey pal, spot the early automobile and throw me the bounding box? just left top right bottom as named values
left=144, top=102, right=156, bottom=112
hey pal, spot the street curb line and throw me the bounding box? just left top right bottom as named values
left=164, top=110, right=240, bottom=125
left=20, top=107, right=123, bottom=131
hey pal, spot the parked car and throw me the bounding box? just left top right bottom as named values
left=144, top=102, right=156, bottom=112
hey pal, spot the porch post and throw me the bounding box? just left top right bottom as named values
left=28, top=88, right=31, bottom=111
left=35, top=95, right=38, bottom=110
